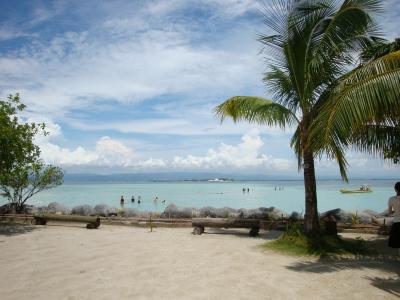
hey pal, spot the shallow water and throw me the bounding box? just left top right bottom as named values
left=1, top=179, right=397, bottom=213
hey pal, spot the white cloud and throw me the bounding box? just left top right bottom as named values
left=35, top=126, right=292, bottom=171
left=172, top=129, right=294, bottom=170
left=0, top=1, right=263, bottom=119
left=38, top=135, right=151, bottom=168
left=68, top=116, right=288, bottom=136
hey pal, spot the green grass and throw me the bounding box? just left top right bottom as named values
left=263, top=224, right=368, bottom=257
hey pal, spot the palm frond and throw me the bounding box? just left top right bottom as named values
left=361, top=37, right=400, bottom=64
left=311, top=50, right=400, bottom=160
left=264, top=65, right=299, bottom=111
left=214, top=96, right=299, bottom=128
left=351, top=123, right=400, bottom=158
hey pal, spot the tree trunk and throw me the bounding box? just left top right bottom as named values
left=303, top=150, right=320, bottom=235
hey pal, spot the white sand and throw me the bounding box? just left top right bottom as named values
left=0, top=224, right=399, bottom=300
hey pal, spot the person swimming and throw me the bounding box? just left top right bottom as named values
left=162, top=200, right=166, bottom=204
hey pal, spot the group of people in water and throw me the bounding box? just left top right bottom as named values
left=359, top=184, right=371, bottom=191
left=274, top=186, right=284, bottom=191
left=242, top=188, right=250, bottom=193
left=119, top=195, right=166, bottom=206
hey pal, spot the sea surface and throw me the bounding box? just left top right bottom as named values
left=1, top=179, right=397, bottom=213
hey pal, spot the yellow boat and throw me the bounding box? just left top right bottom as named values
left=340, top=188, right=372, bottom=194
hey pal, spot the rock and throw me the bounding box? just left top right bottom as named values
left=71, top=205, right=94, bottom=216
left=25, top=205, right=38, bottom=214
left=93, top=204, right=118, bottom=217
left=289, top=211, right=302, bottom=221
left=356, top=211, right=373, bottom=224
left=214, top=207, right=237, bottom=218
left=199, top=206, right=218, bottom=218
left=320, top=208, right=352, bottom=222
left=269, top=207, right=289, bottom=220
left=372, top=216, right=393, bottom=226
left=377, top=210, right=390, bottom=217
left=163, top=204, right=197, bottom=218
left=0, top=203, right=13, bottom=214
left=238, top=208, right=265, bottom=219
left=47, top=202, right=71, bottom=215
left=121, top=208, right=139, bottom=217
left=0, top=203, right=37, bottom=214
left=237, top=207, right=289, bottom=220
left=362, top=210, right=379, bottom=218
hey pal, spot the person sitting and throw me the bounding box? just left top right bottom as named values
left=388, top=182, right=400, bottom=253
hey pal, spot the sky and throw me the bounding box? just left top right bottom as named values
left=0, top=0, right=399, bottom=178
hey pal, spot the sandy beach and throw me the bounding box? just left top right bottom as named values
left=0, top=224, right=399, bottom=300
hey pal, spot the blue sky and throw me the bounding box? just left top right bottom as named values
left=0, top=0, right=399, bottom=177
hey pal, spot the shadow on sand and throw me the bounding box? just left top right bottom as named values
left=286, top=237, right=400, bottom=297
left=0, top=223, right=39, bottom=237
left=200, top=228, right=283, bottom=240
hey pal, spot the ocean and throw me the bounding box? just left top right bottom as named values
left=1, top=179, right=397, bottom=214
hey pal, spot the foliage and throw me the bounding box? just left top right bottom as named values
left=0, top=94, right=44, bottom=173
left=384, top=146, right=400, bottom=164
left=215, top=0, right=385, bottom=234
left=361, top=38, right=400, bottom=64
left=312, top=40, right=400, bottom=165
left=0, top=94, right=64, bottom=211
left=263, top=223, right=367, bottom=256
left=351, top=211, right=360, bottom=225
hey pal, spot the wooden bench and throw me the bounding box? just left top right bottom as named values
left=34, top=214, right=101, bottom=229
left=192, top=218, right=260, bottom=236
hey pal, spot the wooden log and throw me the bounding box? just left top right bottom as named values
left=192, top=218, right=260, bottom=229
left=34, top=214, right=100, bottom=229
left=193, top=226, right=204, bottom=235
left=249, top=227, right=259, bottom=237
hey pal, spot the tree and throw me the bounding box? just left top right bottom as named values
left=0, top=94, right=42, bottom=173
left=0, top=94, right=64, bottom=212
left=312, top=42, right=400, bottom=166
left=215, top=0, right=385, bottom=235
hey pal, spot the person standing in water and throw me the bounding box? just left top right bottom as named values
left=131, top=196, right=135, bottom=203
left=120, top=196, right=125, bottom=206
left=388, top=182, right=400, bottom=252
left=138, top=195, right=141, bottom=205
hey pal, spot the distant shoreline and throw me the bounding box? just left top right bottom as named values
left=60, top=178, right=399, bottom=184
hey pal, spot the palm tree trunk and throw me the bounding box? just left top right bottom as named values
left=303, top=150, right=320, bottom=235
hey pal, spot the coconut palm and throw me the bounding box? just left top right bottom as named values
left=215, top=0, right=387, bottom=235
left=312, top=40, right=400, bottom=165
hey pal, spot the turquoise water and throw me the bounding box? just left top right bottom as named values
left=1, top=180, right=397, bottom=213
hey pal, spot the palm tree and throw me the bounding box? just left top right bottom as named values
left=312, top=40, right=400, bottom=166
left=215, top=0, right=386, bottom=235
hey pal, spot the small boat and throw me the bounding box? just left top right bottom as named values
left=340, top=188, right=373, bottom=194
